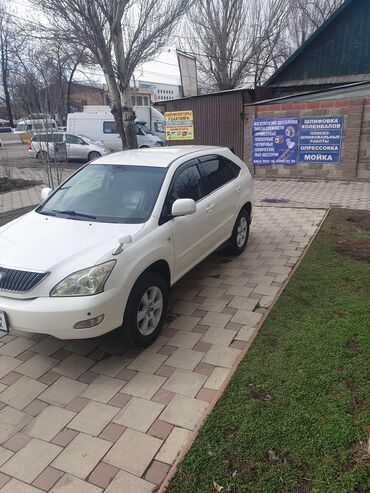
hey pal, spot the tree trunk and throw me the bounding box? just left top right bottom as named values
left=2, top=73, right=13, bottom=127
left=121, top=87, right=137, bottom=150
left=104, top=72, right=126, bottom=149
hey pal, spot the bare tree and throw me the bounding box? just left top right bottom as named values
left=185, top=0, right=288, bottom=91
left=35, top=0, right=190, bottom=149
left=0, top=1, right=17, bottom=126
left=287, top=0, right=344, bottom=48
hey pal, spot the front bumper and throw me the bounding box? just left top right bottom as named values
left=0, top=287, right=125, bottom=339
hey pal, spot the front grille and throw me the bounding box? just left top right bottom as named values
left=0, top=267, right=48, bottom=293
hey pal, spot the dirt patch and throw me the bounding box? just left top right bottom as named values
left=345, top=340, right=358, bottom=352
left=247, top=383, right=275, bottom=402
left=0, top=177, right=40, bottom=193
left=351, top=441, right=370, bottom=465
left=298, top=479, right=313, bottom=493
left=330, top=209, right=370, bottom=263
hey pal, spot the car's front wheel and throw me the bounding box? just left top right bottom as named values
left=88, top=151, right=101, bottom=161
left=224, top=208, right=250, bottom=256
left=123, top=272, right=168, bottom=348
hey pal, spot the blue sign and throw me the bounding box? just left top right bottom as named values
left=299, top=117, right=343, bottom=164
left=253, top=117, right=299, bottom=165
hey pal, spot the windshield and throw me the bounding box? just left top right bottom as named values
left=16, top=124, right=29, bottom=131
left=78, top=134, right=95, bottom=144
left=37, top=164, right=167, bottom=224
left=136, top=122, right=152, bottom=135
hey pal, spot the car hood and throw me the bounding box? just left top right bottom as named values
left=0, top=211, right=144, bottom=272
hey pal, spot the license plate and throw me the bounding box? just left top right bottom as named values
left=0, top=311, right=9, bottom=333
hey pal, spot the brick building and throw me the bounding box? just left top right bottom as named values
left=245, top=82, right=370, bottom=180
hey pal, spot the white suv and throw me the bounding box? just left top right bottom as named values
left=0, top=146, right=253, bottom=347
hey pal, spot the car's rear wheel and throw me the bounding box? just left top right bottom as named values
left=88, top=151, right=101, bottom=161
left=123, top=272, right=168, bottom=348
left=224, top=208, right=250, bottom=256
left=37, top=150, right=48, bottom=161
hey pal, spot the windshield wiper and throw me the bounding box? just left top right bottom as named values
left=52, top=209, right=96, bottom=220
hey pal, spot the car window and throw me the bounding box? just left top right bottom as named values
left=162, top=162, right=204, bottom=220
left=66, top=134, right=84, bottom=145
left=200, top=155, right=235, bottom=193
left=103, top=121, right=117, bottom=134
left=37, top=164, right=167, bottom=224
left=223, top=157, right=241, bottom=179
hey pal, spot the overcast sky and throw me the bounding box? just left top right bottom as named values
left=11, top=0, right=181, bottom=86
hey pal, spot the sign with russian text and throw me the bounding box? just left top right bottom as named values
left=165, top=110, right=194, bottom=140
left=252, top=117, right=299, bottom=165
left=299, top=116, right=343, bottom=163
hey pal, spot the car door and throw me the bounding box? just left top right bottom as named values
left=161, top=160, right=212, bottom=281
left=198, top=155, right=241, bottom=246
left=65, top=134, right=88, bottom=160
left=102, top=121, right=122, bottom=151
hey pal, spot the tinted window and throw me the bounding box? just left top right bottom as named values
left=163, top=163, right=204, bottom=218
left=172, top=165, right=204, bottom=202
left=103, top=121, right=117, bottom=134
left=223, top=157, right=241, bottom=179
left=200, top=156, right=234, bottom=193
left=66, top=134, right=84, bottom=145
left=32, top=133, right=63, bottom=143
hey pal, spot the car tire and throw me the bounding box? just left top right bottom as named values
left=224, top=208, right=250, bottom=256
left=123, top=271, right=168, bottom=348
left=36, top=151, right=48, bottom=161
left=88, top=151, right=101, bottom=161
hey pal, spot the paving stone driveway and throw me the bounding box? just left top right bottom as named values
left=0, top=169, right=368, bottom=492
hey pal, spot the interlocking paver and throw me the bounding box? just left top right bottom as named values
left=113, top=397, right=164, bottom=432
left=0, top=376, right=46, bottom=410
left=52, top=433, right=111, bottom=479
left=50, top=474, right=103, bottom=492
left=104, top=428, right=162, bottom=476
left=38, top=376, right=87, bottom=407
left=0, top=478, right=43, bottom=492
left=25, top=405, right=75, bottom=441
left=104, top=470, right=155, bottom=493
left=81, top=375, right=124, bottom=403
left=68, top=401, right=119, bottom=436
left=121, top=372, right=166, bottom=399
left=155, top=426, right=192, bottom=465
left=166, top=348, right=203, bottom=371
left=159, top=394, right=208, bottom=430
left=163, top=369, right=207, bottom=398
left=0, top=438, right=61, bottom=483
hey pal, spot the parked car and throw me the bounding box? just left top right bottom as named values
left=14, top=118, right=57, bottom=133
left=0, top=127, right=13, bottom=133
left=28, top=132, right=110, bottom=161
left=66, top=112, right=163, bottom=150
left=0, top=146, right=253, bottom=347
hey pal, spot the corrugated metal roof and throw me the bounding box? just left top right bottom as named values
left=265, top=0, right=355, bottom=86
left=250, top=81, right=370, bottom=105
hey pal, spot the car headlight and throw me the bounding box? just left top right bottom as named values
left=50, top=260, right=116, bottom=297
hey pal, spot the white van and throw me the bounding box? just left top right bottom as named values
left=83, top=106, right=165, bottom=139
left=66, top=112, right=163, bottom=151
left=14, top=118, right=57, bottom=133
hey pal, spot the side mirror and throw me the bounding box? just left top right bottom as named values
left=171, top=198, right=196, bottom=217
left=41, top=187, right=52, bottom=201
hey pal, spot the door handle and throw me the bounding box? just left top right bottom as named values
left=234, top=185, right=241, bottom=192
left=206, top=204, right=214, bottom=213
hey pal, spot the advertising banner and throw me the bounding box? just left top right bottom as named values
left=299, top=116, right=343, bottom=163
left=252, top=117, right=299, bottom=165
left=165, top=110, right=194, bottom=141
